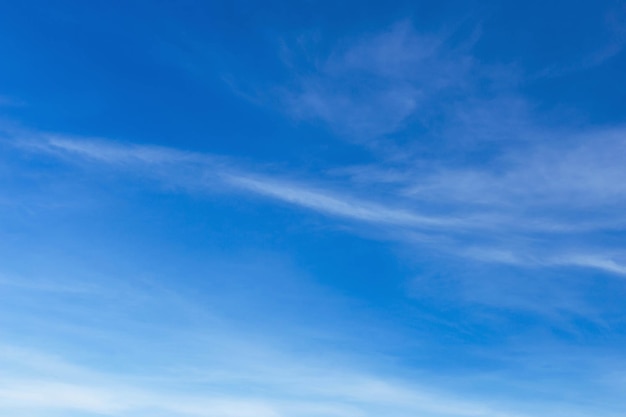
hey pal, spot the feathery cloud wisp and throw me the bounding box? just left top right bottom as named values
left=6, top=127, right=626, bottom=280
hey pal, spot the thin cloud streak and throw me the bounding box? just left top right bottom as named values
left=15, top=133, right=462, bottom=229
left=7, top=130, right=626, bottom=278
left=462, top=247, right=626, bottom=276
left=1, top=259, right=621, bottom=417
left=225, top=174, right=458, bottom=228
left=0, top=344, right=547, bottom=417
left=2, top=8, right=625, bottom=417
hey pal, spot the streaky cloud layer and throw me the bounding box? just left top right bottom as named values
left=1, top=2, right=626, bottom=416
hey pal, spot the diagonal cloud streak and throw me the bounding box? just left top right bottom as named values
left=5, top=128, right=626, bottom=278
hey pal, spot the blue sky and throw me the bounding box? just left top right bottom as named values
left=1, top=1, right=626, bottom=416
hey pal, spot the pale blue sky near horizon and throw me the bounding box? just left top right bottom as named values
left=1, top=1, right=626, bottom=416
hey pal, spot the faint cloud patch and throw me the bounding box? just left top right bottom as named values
left=279, top=21, right=474, bottom=140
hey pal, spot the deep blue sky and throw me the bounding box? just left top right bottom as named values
left=1, top=1, right=626, bottom=416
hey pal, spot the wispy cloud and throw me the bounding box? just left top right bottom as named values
left=3, top=18, right=626, bottom=300
left=1, top=254, right=622, bottom=417
left=21, top=133, right=212, bottom=166
left=4, top=267, right=537, bottom=417
left=13, top=131, right=459, bottom=230
left=0, top=338, right=574, bottom=417
left=2, top=348, right=614, bottom=417
left=224, top=174, right=457, bottom=228
left=3, top=8, right=625, bottom=417
left=400, top=128, right=626, bottom=209
left=6, top=126, right=626, bottom=281
left=2, top=272, right=618, bottom=417
left=277, top=21, right=474, bottom=140
left=462, top=247, right=626, bottom=277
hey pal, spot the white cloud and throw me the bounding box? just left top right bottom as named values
left=224, top=174, right=455, bottom=228
left=278, top=21, right=472, bottom=139
left=550, top=255, right=626, bottom=276
left=0, top=344, right=539, bottom=417
left=32, top=134, right=210, bottom=166
left=0, top=256, right=621, bottom=417
left=7, top=128, right=626, bottom=279
left=463, top=247, right=626, bottom=276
